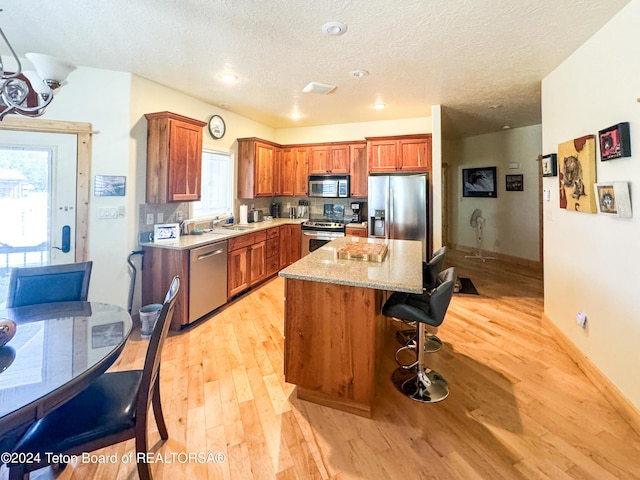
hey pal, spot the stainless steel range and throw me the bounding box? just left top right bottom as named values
left=301, top=219, right=345, bottom=256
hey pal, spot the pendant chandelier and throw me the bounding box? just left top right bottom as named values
left=0, top=22, right=75, bottom=121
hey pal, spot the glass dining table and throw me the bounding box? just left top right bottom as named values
left=0, top=301, right=133, bottom=453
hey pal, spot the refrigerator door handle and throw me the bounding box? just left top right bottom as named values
left=389, top=187, right=394, bottom=239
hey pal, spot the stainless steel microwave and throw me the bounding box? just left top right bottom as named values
left=308, top=175, right=350, bottom=198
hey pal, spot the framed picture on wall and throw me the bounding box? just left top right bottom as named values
left=506, top=174, right=524, bottom=191
left=598, top=122, right=631, bottom=161
left=94, top=175, right=126, bottom=196
left=462, top=166, right=497, bottom=197
left=542, top=154, right=558, bottom=177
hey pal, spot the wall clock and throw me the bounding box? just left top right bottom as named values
left=208, top=115, right=226, bottom=139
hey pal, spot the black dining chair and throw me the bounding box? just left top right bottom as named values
left=8, top=275, right=180, bottom=480
left=6, top=261, right=93, bottom=308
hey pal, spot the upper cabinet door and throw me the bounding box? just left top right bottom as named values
left=145, top=112, right=206, bottom=203
left=308, top=146, right=330, bottom=174
left=398, top=137, right=432, bottom=171
left=366, top=134, right=431, bottom=173
left=329, top=145, right=350, bottom=173
left=293, top=147, right=309, bottom=196
left=255, top=142, right=275, bottom=197
left=280, top=148, right=295, bottom=196
left=349, top=143, right=367, bottom=197
left=168, top=120, right=204, bottom=201
left=368, top=140, right=397, bottom=172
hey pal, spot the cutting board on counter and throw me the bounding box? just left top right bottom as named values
left=337, top=242, right=388, bottom=262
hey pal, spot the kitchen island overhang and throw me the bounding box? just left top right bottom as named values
left=279, top=237, right=423, bottom=417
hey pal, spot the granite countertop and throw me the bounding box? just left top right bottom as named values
left=140, top=218, right=306, bottom=250
left=279, top=236, right=423, bottom=293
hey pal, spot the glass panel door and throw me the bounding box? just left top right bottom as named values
left=0, top=130, right=77, bottom=306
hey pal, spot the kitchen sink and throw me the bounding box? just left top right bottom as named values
left=220, top=224, right=254, bottom=231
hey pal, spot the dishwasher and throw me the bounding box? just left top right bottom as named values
left=189, top=241, right=228, bottom=323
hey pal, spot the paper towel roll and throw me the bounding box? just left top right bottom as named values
left=239, top=204, right=248, bottom=225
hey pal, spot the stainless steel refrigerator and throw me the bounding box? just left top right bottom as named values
left=368, top=174, right=429, bottom=260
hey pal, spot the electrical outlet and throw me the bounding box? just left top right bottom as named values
left=146, top=213, right=154, bottom=225
left=157, top=212, right=164, bottom=223
left=176, top=210, right=183, bottom=222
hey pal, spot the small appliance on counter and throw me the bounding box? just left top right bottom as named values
left=270, top=202, right=281, bottom=218
left=350, top=202, right=363, bottom=223
left=297, top=199, right=309, bottom=218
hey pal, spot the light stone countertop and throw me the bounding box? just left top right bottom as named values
left=279, top=236, right=423, bottom=294
left=140, top=218, right=306, bottom=250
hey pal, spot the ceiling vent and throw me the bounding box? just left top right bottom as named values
left=302, top=81, right=337, bottom=95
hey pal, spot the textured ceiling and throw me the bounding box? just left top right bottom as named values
left=1, top=0, right=631, bottom=137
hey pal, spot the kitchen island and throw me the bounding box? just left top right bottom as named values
left=279, top=236, right=423, bottom=417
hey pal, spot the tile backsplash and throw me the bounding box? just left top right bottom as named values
left=138, top=197, right=368, bottom=243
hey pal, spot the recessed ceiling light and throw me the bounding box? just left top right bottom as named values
left=488, top=104, right=504, bottom=109
left=502, top=125, right=511, bottom=129
left=350, top=70, right=369, bottom=78
left=321, top=21, right=348, bottom=36
left=218, top=72, right=239, bottom=83
left=290, top=112, right=303, bottom=120
left=371, top=102, right=387, bottom=110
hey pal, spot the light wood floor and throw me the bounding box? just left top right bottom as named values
left=5, top=249, right=640, bottom=479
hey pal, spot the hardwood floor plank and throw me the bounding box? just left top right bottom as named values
left=4, top=249, right=640, bottom=480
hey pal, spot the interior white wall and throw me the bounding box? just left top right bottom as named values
left=34, top=66, right=133, bottom=307
left=448, top=125, right=542, bottom=261
left=274, top=116, right=431, bottom=144
left=541, top=0, right=640, bottom=408
left=431, top=105, right=443, bottom=250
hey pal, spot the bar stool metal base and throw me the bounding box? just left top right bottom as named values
left=391, top=367, right=449, bottom=403
left=395, top=328, right=443, bottom=353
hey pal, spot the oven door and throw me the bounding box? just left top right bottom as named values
left=301, top=231, right=344, bottom=257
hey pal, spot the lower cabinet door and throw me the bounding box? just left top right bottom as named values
left=228, top=247, right=249, bottom=297
left=249, top=241, right=267, bottom=285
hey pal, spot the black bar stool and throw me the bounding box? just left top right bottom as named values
left=383, top=267, right=456, bottom=403
left=392, top=247, right=448, bottom=365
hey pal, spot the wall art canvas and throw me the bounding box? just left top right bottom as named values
left=598, top=122, right=631, bottom=161
left=558, top=135, right=597, bottom=213
left=541, top=154, right=557, bottom=177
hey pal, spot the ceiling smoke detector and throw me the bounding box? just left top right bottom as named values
left=321, top=21, right=348, bottom=36
left=302, top=81, right=337, bottom=95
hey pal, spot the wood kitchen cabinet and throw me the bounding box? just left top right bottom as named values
left=141, top=246, right=190, bottom=330
left=308, top=144, right=350, bottom=174
left=293, top=147, right=309, bottom=196
left=227, top=230, right=268, bottom=297
left=345, top=226, right=368, bottom=238
left=280, top=148, right=295, bottom=196
left=145, top=112, right=206, bottom=203
left=349, top=142, right=368, bottom=197
left=266, top=227, right=280, bottom=276
left=237, top=138, right=281, bottom=198
left=279, top=224, right=301, bottom=268
left=367, top=134, right=432, bottom=173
